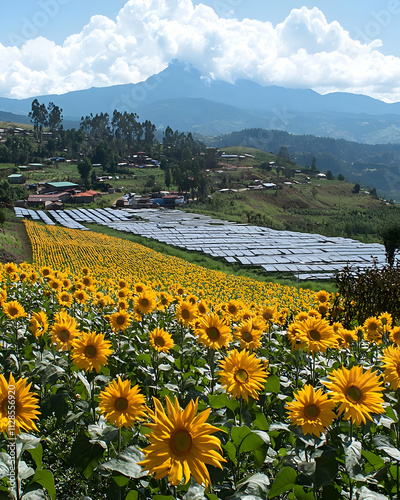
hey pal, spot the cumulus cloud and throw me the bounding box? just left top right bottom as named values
left=1, top=0, right=400, bottom=102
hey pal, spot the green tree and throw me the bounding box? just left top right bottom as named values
left=326, top=170, right=334, bottom=180
left=0, top=210, right=5, bottom=232
left=77, top=157, right=93, bottom=189
left=380, top=225, right=400, bottom=266
left=352, top=183, right=360, bottom=194
left=47, top=102, right=63, bottom=137
left=337, top=173, right=345, bottom=181
left=311, top=156, right=317, bottom=170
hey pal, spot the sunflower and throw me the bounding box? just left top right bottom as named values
left=98, top=377, right=146, bottom=428
left=389, top=326, right=400, bottom=346
left=225, top=299, right=243, bottom=319
left=295, top=311, right=309, bottom=322
left=218, top=349, right=268, bottom=401
left=0, top=288, right=7, bottom=305
left=81, top=266, right=90, bottom=276
left=363, top=317, right=382, bottom=343
left=259, top=305, right=278, bottom=323
left=175, top=300, right=198, bottom=326
left=149, top=328, right=174, bottom=353
left=117, top=299, right=129, bottom=311
left=4, top=262, right=18, bottom=274
left=2, top=300, right=27, bottom=320
left=286, top=384, right=336, bottom=437
left=195, top=313, right=232, bottom=350
left=51, top=314, right=79, bottom=350
left=57, top=291, right=73, bottom=307
left=29, top=311, right=48, bottom=338
left=110, top=309, right=132, bottom=332
left=378, top=312, right=393, bottom=332
left=40, top=266, right=52, bottom=277
left=116, top=287, right=131, bottom=300
left=134, top=289, right=157, bottom=315
left=323, top=366, right=385, bottom=426
left=71, top=331, right=113, bottom=373
left=307, top=309, right=322, bottom=319
left=316, top=290, right=331, bottom=304
left=73, top=289, right=90, bottom=305
left=157, top=292, right=173, bottom=311
left=48, top=279, right=62, bottom=292
left=381, top=345, right=400, bottom=390
left=294, top=317, right=338, bottom=354
left=286, top=323, right=307, bottom=351
left=0, top=373, right=40, bottom=435
left=139, top=396, right=225, bottom=487
left=133, top=282, right=147, bottom=294
left=337, top=328, right=358, bottom=349
left=118, top=278, right=128, bottom=289
left=82, top=275, right=93, bottom=288
left=234, top=319, right=263, bottom=350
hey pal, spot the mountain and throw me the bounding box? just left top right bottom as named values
left=1, top=61, right=400, bottom=142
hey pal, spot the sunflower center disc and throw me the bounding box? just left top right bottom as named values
left=116, top=315, right=126, bottom=325
left=228, top=306, right=237, bottom=315
left=155, top=336, right=165, bottom=347
left=9, top=307, right=18, bottom=316
left=263, top=313, right=273, bottom=320
left=346, top=385, right=362, bottom=403
left=85, top=345, right=97, bottom=358
left=242, top=331, right=253, bottom=342
left=115, top=397, right=128, bottom=411
left=181, top=309, right=190, bottom=320
left=309, top=329, right=321, bottom=341
left=235, top=368, right=249, bottom=383
left=140, top=298, right=149, bottom=308
left=59, top=330, right=70, bottom=341
left=170, top=429, right=192, bottom=455
left=369, top=323, right=378, bottom=331
left=207, top=327, right=220, bottom=340
left=304, top=404, right=320, bottom=418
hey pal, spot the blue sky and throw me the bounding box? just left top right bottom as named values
left=1, top=0, right=399, bottom=101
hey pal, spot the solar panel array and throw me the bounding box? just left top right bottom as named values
left=15, top=207, right=389, bottom=279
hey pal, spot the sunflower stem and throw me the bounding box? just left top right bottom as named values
left=239, top=397, right=243, bottom=427
left=208, top=348, right=215, bottom=395
left=118, top=427, right=122, bottom=455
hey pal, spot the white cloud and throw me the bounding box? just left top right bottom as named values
left=1, top=1, right=400, bottom=102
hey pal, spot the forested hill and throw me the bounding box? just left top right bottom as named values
left=202, top=128, right=400, bottom=201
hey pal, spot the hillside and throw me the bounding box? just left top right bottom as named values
left=201, top=129, right=400, bottom=201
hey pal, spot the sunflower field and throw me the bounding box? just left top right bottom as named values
left=0, top=221, right=399, bottom=499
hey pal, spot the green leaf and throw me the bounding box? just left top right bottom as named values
left=223, top=441, right=237, bottom=465
left=69, top=431, right=105, bottom=478
left=26, top=469, right=56, bottom=500
left=77, top=371, right=91, bottom=397
left=125, top=491, right=139, bottom=500
left=264, top=375, right=280, bottom=394
left=112, top=474, right=130, bottom=487
left=361, top=450, right=385, bottom=469
left=253, top=412, right=269, bottom=431
left=40, top=392, right=69, bottom=420
left=153, top=496, right=176, bottom=500
left=268, top=467, right=297, bottom=498
left=99, top=445, right=145, bottom=479
left=293, top=486, right=315, bottom=500
left=231, top=425, right=252, bottom=448
left=183, top=483, right=207, bottom=499
left=208, top=393, right=239, bottom=412
left=27, top=444, right=43, bottom=471
left=239, top=432, right=264, bottom=454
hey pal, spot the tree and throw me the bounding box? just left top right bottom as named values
left=28, top=99, right=48, bottom=142
left=47, top=102, right=63, bottom=137
left=352, top=183, right=360, bottom=194
left=0, top=210, right=5, bottom=232
left=311, top=157, right=317, bottom=171
left=337, top=173, right=345, bottom=181
left=77, top=157, right=93, bottom=189
left=326, top=170, right=334, bottom=180
left=380, top=225, right=400, bottom=266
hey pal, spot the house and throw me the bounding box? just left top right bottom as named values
left=8, top=174, right=26, bottom=184
left=262, top=183, right=277, bottom=189
left=27, top=193, right=70, bottom=208
left=71, top=190, right=99, bottom=204
left=44, top=182, right=79, bottom=193
left=152, top=195, right=185, bottom=207
left=316, top=173, right=327, bottom=179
